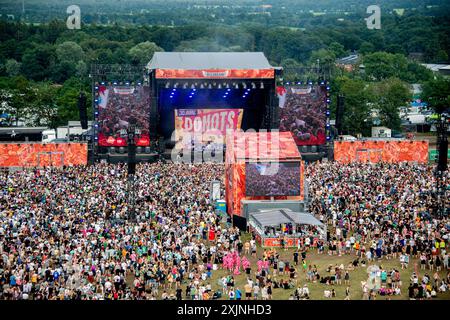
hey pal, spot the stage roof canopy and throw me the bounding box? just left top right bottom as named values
left=148, top=52, right=273, bottom=70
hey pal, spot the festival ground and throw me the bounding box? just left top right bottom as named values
left=136, top=230, right=450, bottom=301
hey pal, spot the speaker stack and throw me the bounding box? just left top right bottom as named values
left=78, top=92, right=88, bottom=130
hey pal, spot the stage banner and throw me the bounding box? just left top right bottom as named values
left=334, top=140, right=429, bottom=163
left=174, top=109, right=243, bottom=143
left=97, top=85, right=151, bottom=147
left=279, top=85, right=327, bottom=146
left=0, top=143, right=87, bottom=167
left=156, top=69, right=274, bottom=79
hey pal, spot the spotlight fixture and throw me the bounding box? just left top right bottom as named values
left=208, top=84, right=212, bottom=89
left=183, top=83, right=188, bottom=89
left=242, top=83, right=247, bottom=89
left=260, top=82, right=264, bottom=89
left=200, top=83, right=204, bottom=89
left=234, top=83, right=239, bottom=89
left=174, top=83, right=179, bottom=88
left=218, top=83, right=222, bottom=89
left=165, top=82, right=170, bottom=88
left=251, top=82, right=256, bottom=89
left=191, top=84, right=195, bottom=89
left=226, top=83, right=230, bottom=89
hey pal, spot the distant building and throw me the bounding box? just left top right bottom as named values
left=422, top=64, right=450, bottom=76
left=336, top=54, right=360, bottom=72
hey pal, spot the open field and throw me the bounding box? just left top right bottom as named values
left=148, top=231, right=450, bottom=300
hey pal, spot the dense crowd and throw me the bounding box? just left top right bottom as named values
left=305, top=161, right=449, bottom=299
left=0, top=161, right=448, bottom=300
left=0, top=162, right=227, bottom=300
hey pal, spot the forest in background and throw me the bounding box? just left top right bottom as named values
left=0, top=0, right=449, bottom=135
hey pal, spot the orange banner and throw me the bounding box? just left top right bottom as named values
left=174, top=109, right=243, bottom=143
left=156, top=69, right=274, bottom=79
left=0, top=143, right=88, bottom=167
left=334, top=140, right=429, bottom=163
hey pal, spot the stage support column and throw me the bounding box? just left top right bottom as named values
left=149, top=70, right=159, bottom=151
left=269, top=84, right=279, bottom=130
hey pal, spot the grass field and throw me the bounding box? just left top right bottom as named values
left=151, top=230, right=450, bottom=300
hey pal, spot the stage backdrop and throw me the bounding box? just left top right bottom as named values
left=174, top=108, right=243, bottom=143
left=0, top=143, right=87, bottom=167
left=97, top=85, right=150, bottom=147
left=334, top=140, right=429, bottom=163
left=278, top=85, right=327, bottom=146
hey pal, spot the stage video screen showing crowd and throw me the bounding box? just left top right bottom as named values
left=245, top=162, right=301, bottom=197
left=279, top=85, right=327, bottom=146
left=97, top=85, right=151, bottom=147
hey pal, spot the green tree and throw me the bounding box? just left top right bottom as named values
left=369, top=78, right=410, bottom=130
left=5, top=59, right=21, bottom=77
left=421, top=78, right=450, bottom=114
left=334, top=76, right=372, bottom=136
left=328, top=42, right=346, bottom=59
left=27, top=83, right=60, bottom=128
left=359, top=42, right=375, bottom=55
left=129, top=41, right=163, bottom=65
left=21, top=44, right=56, bottom=81
left=363, top=52, right=407, bottom=81
left=56, top=41, right=85, bottom=64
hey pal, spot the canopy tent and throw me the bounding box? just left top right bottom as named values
left=249, top=208, right=324, bottom=229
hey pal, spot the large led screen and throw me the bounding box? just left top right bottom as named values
left=245, top=161, right=301, bottom=197
left=279, top=85, right=327, bottom=146
left=97, top=85, right=150, bottom=147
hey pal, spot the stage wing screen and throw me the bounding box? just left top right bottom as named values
left=174, top=108, right=243, bottom=143
left=245, top=162, right=301, bottom=197
left=97, top=85, right=150, bottom=147
left=279, top=85, right=327, bottom=146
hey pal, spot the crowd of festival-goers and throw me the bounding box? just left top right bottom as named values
left=0, top=161, right=448, bottom=300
